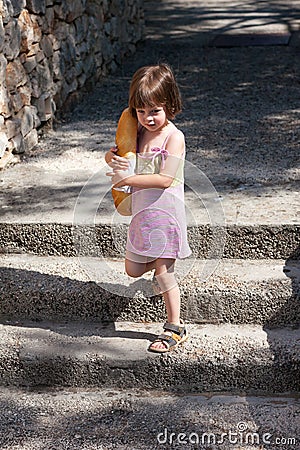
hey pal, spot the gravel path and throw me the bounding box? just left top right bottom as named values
left=1, top=0, right=297, bottom=229
left=28, top=0, right=300, bottom=191
left=0, top=387, right=299, bottom=450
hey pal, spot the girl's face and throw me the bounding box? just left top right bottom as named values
left=136, top=105, right=167, bottom=132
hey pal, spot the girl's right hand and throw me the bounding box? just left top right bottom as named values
left=106, top=146, right=130, bottom=170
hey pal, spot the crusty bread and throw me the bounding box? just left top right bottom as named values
left=112, top=108, right=137, bottom=216
left=115, top=107, right=137, bottom=157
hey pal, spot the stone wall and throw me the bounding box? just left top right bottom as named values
left=0, top=0, right=144, bottom=167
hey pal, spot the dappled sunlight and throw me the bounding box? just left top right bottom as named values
left=0, top=387, right=298, bottom=449
left=145, top=0, right=300, bottom=43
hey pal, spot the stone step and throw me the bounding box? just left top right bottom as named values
left=0, top=255, right=298, bottom=326
left=0, top=157, right=299, bottom=261
left=0, top=387, right=298, bottom=449
left=0, top=321, right=299, bottom=394
left=0, top=221, right=299, bottom=260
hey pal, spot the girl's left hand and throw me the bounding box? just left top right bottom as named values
left=106, top=169, right=129, bottom=188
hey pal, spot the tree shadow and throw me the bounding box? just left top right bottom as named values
left=0, top=0, right=299, bottom=221
left=0, top=387, right=299, bottom=449
left=145, top=0, right=300, bottom=40
left=0, top=266, right=165, bottom=325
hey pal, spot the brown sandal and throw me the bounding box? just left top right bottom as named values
left=148, top=321, right=188, bottom=353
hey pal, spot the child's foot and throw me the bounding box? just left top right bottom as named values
left=148, top=321, right=188, bottom=353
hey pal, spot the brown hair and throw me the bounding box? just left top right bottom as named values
left=128, top=63, right=182, bottom=119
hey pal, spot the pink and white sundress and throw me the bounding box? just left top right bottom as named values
left=126, top=126, right=192, bottom=261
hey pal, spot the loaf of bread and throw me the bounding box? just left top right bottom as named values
left=112, top=108, right=138, bottom=215
left=115, top=107, right=137, bottom=157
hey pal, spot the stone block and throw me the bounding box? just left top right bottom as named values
left=53, top=81, right=63, bottom=108
left=36, top=48, right=45, bottom=63
left=5, top=0, right=26, bottom=17
left=19, top=84, right=32, bottom=106
left=42, top=5, right=54, bottom=33
left=82, top=54, right=94, bottom=75
left=11, top=132, right=25, bottom=153
left=48, top=34, right=60, bottom=51
left=23, top=127, right=38, bottom=151
left=29, top=77, right=41, bottom=98
left=109, top=59, right=118, bottom=74
left=66, top=0, right=85, bottom=23
left=95, top=53, right=103, bottom=69
left=64, top=66, right=76, bottom=84
left=85, top=2, right=103, bottom=20
left=60, top=78, right=77, bottom=104
left=92, top=38, right=101, bottom=56
left=32, top=93, right=52, bottom=121
left=1, top=1, right=13, bottom=24
left=26, top=0, right=46, bottom=15
left=18, top=10, right=42, bottom=53
left=76, top=41, right=88, bottom=58
left=32, top=105, right=41, bottom=128
left=77, top=72, right=86, bottom=88
left=74, top=16, right=85, bottom=44
left=50, top=97, right=56, bottom=115
left=52, top=50, right=64, bottom=81
left=17, top=106, right=33, bottom=137
left=5, top=116, right=21, bottom=139
left=9, top=91, right=23, bottom=112
left=30, top=59, right=52, bottom=99
left=74, top=59, right=83, bottom=76
left=0, top=85, right=11, bottom=118
left=53, top=21, right=68, bottom=42
left=0, top=130, right=9, bottom=157
left=104, top=22, right=110, bottom=36
left=53, top=3, right=68, bottom=21
left=40, top=35, right=53, bottom=58
left=102, top=39, right=113, bottom=61
left=0, top=54, right=7, bottom=83
left=0, top=17, right=4, bottom=53
left=27, top=43, right=40, bottom=58
left=110, top=17, right=119, bottom=39
left=6, top=59, right=27, bottom=92
left=61, top=35, right=76, bottom=69
left=22, top=54, right=38, bottom=73
left=110, top=0, right=123, bottom=17
left=88, top=15, right=101, bottom=35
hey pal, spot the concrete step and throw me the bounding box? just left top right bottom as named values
left=0, top=221, right=299, bottom=260
left=0, top=255, right=299, bottom=326
left=0, top=321, right=299, bottom=394
left=0, top=387, right=298, bottom=450
left=0, top=152, right=299, bottom=261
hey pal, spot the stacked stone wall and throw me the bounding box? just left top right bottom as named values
left=0, top=0, right=144, bottom=167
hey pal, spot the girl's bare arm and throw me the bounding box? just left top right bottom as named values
left=108, top=130, right=185, bottom=189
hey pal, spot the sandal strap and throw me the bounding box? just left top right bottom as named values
left=163, top=322, right=185, bottom=336
left=156, top=333, right=178, bottom=348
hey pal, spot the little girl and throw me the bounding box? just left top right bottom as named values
left=106, top=63, right=191, bottom=353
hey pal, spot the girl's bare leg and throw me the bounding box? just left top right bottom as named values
left=150, top=258, right=181, bottom=351
left=125, top=251, right=156, bottom=278
left=125, top=254, right=181, bottom=351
